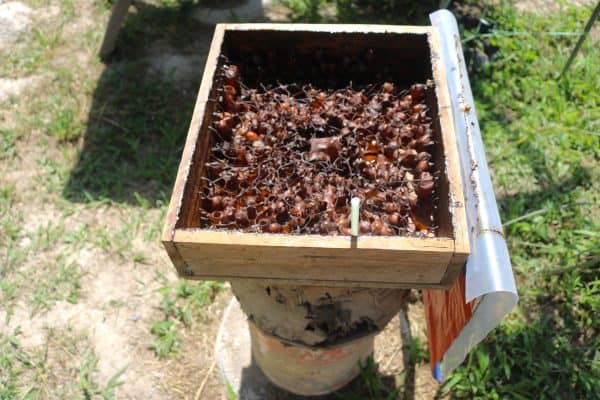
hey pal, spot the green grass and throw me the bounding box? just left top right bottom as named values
left=0, top=184, right=25, bottom=319
left=0, top=129, right=17, bottom=160
left=31, top=257, right=83, bottom=313
left=0, top=330, right=26, bottom=399
left=150, top=280, right=224, bottom=357
left=341, top=357, right=401, bottom=400
left=0, top=327, right=126, bottom=399
left=439, top=5, right=599, bottom=398
left=78, top=350, right=127, bottom=400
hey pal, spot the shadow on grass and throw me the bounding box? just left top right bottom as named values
left=283, top=0, right=440, bottom=24
left=63, top=2, right=214, bottom=204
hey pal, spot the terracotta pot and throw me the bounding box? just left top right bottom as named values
left=249, top=321, right=374, bottom=396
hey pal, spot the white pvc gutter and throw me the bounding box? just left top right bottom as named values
left=429, top=10, right=519, bottom=379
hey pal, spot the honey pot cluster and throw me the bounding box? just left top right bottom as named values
left=200, top=61, right=439, bottom=236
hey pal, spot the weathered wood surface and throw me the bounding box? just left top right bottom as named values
left=161, top=25, right=225, bottom=241
left=428, top=27, right=470, bottom=282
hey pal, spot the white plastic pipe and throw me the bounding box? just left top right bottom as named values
left=350, top=197, right=360, bottom=236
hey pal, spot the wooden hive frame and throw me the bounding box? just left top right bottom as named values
left=162, top=24, right=469, bottom=289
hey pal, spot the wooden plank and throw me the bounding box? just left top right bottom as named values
left=220, top=23, right=433, bottom=35
left=175, top=242, right=450, bottom=284
left=173, top=229, right=455, bottom=251
left=161, top=24, right=225, bottom=243
left=428, top=27, right=470, bottom=276
left=98, top=0, right=132, bottom=59
left=182, top=275, right=457, bottom=290
left=162, top=240, right=188, bottom=277
left=174, top=229, right=453, bottom=284
left=174, top=229, right=454, bottom=287
left=439, top=254, right=467, bottom=287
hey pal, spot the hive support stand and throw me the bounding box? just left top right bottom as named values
left=214, top=297, right=280, bottom=400
left=98, top=0, right=133, bottom=60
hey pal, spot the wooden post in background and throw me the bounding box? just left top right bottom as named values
left=99, top=0, right=132, bottom=59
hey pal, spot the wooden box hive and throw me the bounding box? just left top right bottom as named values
left=162, top=24, right=469, bottom=289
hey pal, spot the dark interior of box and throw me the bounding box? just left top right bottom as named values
left=176, top=29, right=453, bottom=239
